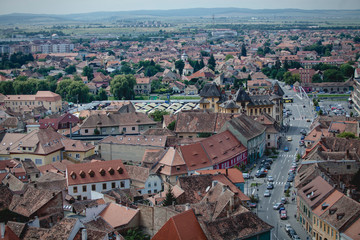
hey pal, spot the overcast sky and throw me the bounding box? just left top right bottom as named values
left=1, top=0, right=360, bottom=15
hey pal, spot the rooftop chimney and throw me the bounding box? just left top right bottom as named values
left=82, top=229, right=87, bottom=240
left=185, top=203, right=191, bottom=211
left=0, top=222, right=5, bottom=239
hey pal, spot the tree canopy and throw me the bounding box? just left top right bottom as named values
left=110, top=74, right=136, bottom=100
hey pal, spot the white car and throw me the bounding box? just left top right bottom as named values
left=264, top=190, right=271, bottom=197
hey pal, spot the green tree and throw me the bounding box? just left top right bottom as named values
left=65, top=65, right=76, bottom=75
left=241, top=44, right=247, bottom=57
left=82, top=66, right=94, bottom=80
left=208, top=54, right=216, bottom=71
left=124, top=228, right=150, bottom=240
left=312, top=74, right=322, bottom=83
left=175, top=60, right=185, bottom=75
left=337, top=132, right=356, bottom=139
left=163, top=186, right=176, bottom=206
left=283, top=72, right=300, bottom=85
left=323, top=69, right=344, bottom=82
left=110, top=74, right=136, bottom=100
left=96, top=88, right=108, bottom=101
left=0, top=81, right=14, bottom=95
left=167, top=120, right=176, bottom=131
left=150, top=110, right=169, bottom=122
left=225, top=54, right=234, bottom=61
left=340, top=64, right=354, bottom=78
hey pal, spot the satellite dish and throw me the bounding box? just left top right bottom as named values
left=205, top=186, right=210, bottom=192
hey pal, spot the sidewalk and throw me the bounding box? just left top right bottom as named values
left=286, top=198, right=311, bottom=240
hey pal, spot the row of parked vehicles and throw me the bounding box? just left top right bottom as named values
left=285, top=224, right=301, bottom=240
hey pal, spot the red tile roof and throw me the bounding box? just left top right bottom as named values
left=152, top=209, right=207, bottom=240
left=99, top=202, right=138, bottom=228
left=196, top=168, right=245, bottom=184
left=66, top=160, right=130, bottom=186
left=179, top=143, right=212, bottom=171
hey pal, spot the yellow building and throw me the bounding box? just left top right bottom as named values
left=0, top=128, right=94, bottom=166
left=4, top=91, right=62, bottom=113
left=199, top=82, right=284, bottom=123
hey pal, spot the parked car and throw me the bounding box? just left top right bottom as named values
left=285, top=224, right=292, bottom=232
left=300, top=129, right=307, bottom=135
left=292, top=235, right=301, bottom=240
left=273, top=202, right=284, bottom=210
left=281, top=197, right=288, bottom=204
left=280, top=210, right=287, bottom=220
left=265, top=158, right=273, bottom=164
left=255, top=171, right=267, bottom=178
left=299, top=140, right=305, bottom=146
left=288, top=229, right=296, bottom=238
left=301, top=135, right=305, bottom=140
left=287, top=174, right=295, bottom=182
left=264, top=190, right=271, bottom=197
left=249, top=202, right=257, bottom=208
left=243, top=173, right=250, bottom=179
left=284, top=182, right=291, bottom=192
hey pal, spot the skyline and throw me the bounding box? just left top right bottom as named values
left=1, top=0, right=360, bottom=15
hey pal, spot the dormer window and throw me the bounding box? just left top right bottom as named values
left=337, top=213, right=344, bottom=220
left=99, top=168, right=106, bottom=176
left=117, top=167, right=123, bottom=174
left=70, top=171, right=76, bottom=179
left=79, top=170, right=86, bottom=178
left=88, top=169, right=95, bottom=177
left=108, top=167, right=114, bottom=175
left=329, top=208, right=337, bottom=215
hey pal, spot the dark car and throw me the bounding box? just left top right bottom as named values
left=265, top=158, right=273, bottom=164
left=255, top=171, right=267, bottom=178
left=284, top=182, right=291, bottom=192
left=287, top=174, right=295, bottom=182
left=267, top=183, right=274, bottom=189
left=288, top=229, right=296, bottom=238
left=262, top=163, right=271, bottom=170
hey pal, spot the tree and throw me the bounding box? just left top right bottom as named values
left=110, top=74, right=136, bottom=100
left=225, top=54, right=234, bottom=61
left=163, top=186, right=176, bottom=206
left=175, top=60, right=185, bottom=75
left=65, top=65, right=76, bottom=75
left=208, top=54, right=216, bottom=71
left=0, top=81, right=14, bottom=95
left=96, top=88, right=108, bottom=101
left=312, top=74, right=322, bottom=83
left=124, top=228, right=150, bottom=240
left=82, top=66, right=94, bottom=80
left=241, top=44, right=247, bottom=57
left=340, top=64, right=354, bottom=78
left=150, top=110, right=169, bottom=122
left=323, top=69, right=344, bottom=82
left=283, top=72, right=300, bottom=85
left=337, top=132, right=356, bottom=139
left=167, top=120, right=176, bottom=131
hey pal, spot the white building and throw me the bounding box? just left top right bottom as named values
left=66, top=160, right=130, bottom=200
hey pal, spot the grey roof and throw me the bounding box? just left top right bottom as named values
left=273, top=82, right=285, bottom=96
left=235, top=88, right=251, bottom=102
left=220, top=100, right=240, bottom=109
left=199, top=97, right=210, bottom=104
left=199, top=82, right=221, bottom=98
left=224, top=114, right=266, bottom=140
left=118, top=103, right=136, bottom=113
left=248, top=95, right=275, bottom=106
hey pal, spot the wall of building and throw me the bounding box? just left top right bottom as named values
left=100, top=143, right=162, bottom=163
left=11, top=150, right=62, bottom=166
left=142, top=175, right=163, bottom=195
left=138, top=205, right=179, bottom=237
left=68, top=179, right=130, bottom=200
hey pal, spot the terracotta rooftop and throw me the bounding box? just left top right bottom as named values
left=99, top=202, right=139, bottom=228
left=66, top=159, right=130, bottom=186
left=9, top=186, right=61, bottom=217
left=42, top=218, right=79, bottom=240
left=179, top=142, right=212, bottom=171
left=203, top=211, right=273, bottom=240
left=80, top=112, right=155, bottom=128
left=196, top=168, right=245, bottom=184
left=155, top=147, right=188, bottom=176
left=124, top=165, right=150, bottom=183
left=298, top=176, right=335, bottom=210
left=152, top=209, right=207, bottom=240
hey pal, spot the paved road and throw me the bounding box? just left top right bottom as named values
left=245, top=84, right=315, bottom=240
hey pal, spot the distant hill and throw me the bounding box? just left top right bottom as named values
left=1, top=8, right=360, bottom=24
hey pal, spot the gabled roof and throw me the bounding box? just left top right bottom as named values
left=203, top=211, right=273, bottom=240
left=298, top=176, right=335, bottom=209
left=156, top=147, right=187, bottom=176
left=199, top=82, right=221, bottom=98
left=99, top=202, right=139, bottom=228
left=179, top=143, right=212, bottom=171
left=222, top=114, right=266, bottom=141
left=9, top=186, right=61, bottom=217
left=81, top=112, right=156, bottom=128
left=196, top=168, right=244, bottom=184
left=66, top=159, right=130, bottom=186
left=234, top=88, right=251, bottom=102
left=152, top=209, right=207, bottom=240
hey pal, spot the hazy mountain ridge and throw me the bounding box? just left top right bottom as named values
left=1, top=8, right=360, bottom=24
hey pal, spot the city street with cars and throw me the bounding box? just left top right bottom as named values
left=245, top=83, right=316, bottom=240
